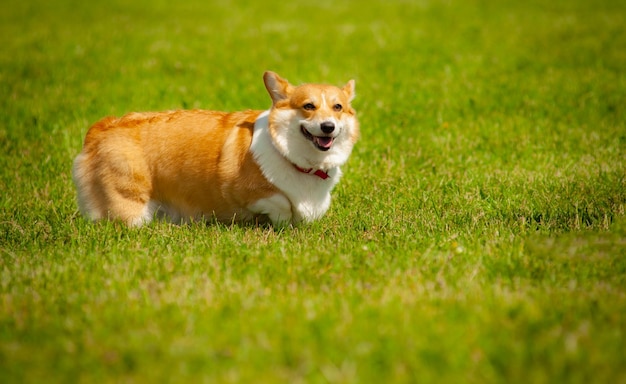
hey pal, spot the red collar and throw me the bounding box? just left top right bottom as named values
left=293, top=164, right=330, bottom=180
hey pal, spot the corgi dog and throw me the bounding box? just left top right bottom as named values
left=72, top=71, right=359, bottom=227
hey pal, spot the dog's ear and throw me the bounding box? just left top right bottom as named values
left=342, top=79, right=356, bottom=103
left=264, top=71, right=294, bottom=104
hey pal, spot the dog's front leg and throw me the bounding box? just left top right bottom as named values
left=248, top=194, right=293, bottom=227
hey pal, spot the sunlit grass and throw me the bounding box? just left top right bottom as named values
left=1, top=0, right=625, bottom=382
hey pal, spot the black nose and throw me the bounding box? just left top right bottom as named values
left=320, top=122, right=335, bottom=134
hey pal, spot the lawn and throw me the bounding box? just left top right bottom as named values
left=1, top=0, right=625, bottom=382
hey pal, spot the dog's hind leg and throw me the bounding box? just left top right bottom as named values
left=72, top=143, right=154, bottom=227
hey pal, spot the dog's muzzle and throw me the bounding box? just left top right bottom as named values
left=301, top=125, right=335, bottom=151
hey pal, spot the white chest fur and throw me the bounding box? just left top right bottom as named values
left=249, top=111, right=342, bottom=225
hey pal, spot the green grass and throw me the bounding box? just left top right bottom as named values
left=1, top=0, right=625, bottom=382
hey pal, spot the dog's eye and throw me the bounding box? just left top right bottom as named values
left=303, top=103, right=316, bottom=111
left=333, top=104, right=343, bottom=112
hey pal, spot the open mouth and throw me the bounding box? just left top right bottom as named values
left=301, top=125, right=334, bottom=151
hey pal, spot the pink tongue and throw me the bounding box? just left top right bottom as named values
left=314, top=136, right=333, bottom=149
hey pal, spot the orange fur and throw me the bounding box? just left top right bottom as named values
left=73, top=110, right=278, bottom=225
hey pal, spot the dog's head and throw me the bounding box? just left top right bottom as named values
left=263, top=71, right=359, bottom=170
